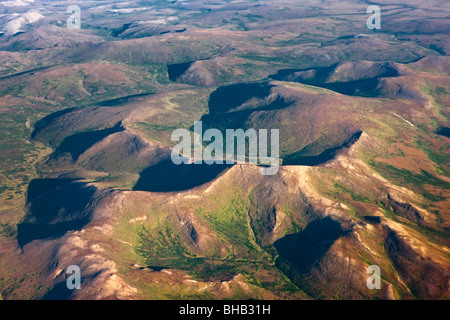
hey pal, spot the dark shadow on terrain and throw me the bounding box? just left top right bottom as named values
left=274, top=217, right=351, bottom=298
left=270, top=65, right=399, bottom=97
left=201, top=96, right=294, bottom=130
left=17, top=179, right=97, bottom=247
left=55, top=122, right=124, bottom=161
left=133, top=159, right=233, bottom=192
left=282, top=130, right=362, bottom=166
left=111, top=23, right=132, bottom=37
left=364, top=216, right=381, bottom=224
left=270, top=64, right=337, bottom=84
left=318, top=77, right=391, bottom=97
left=140, top=266, right=165, bottom=271
left=208, top=82, right=275, bottom=114
left=167, top=61, right=194, bottom=82
left=436, top=127, right=450, bottom=138
left=95, top=93, right=153, bottom=107
left=0, top=66, right=51, bottom=80
left=274, top=216, right=348, bottom=271
left=31, top=108, right=77, bottom=139
left=41, top=282, right=74, bottom=300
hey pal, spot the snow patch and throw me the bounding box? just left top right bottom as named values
left=0, top=11, right=44, bottom=35
left=1, top=0, right=34, bottom=7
